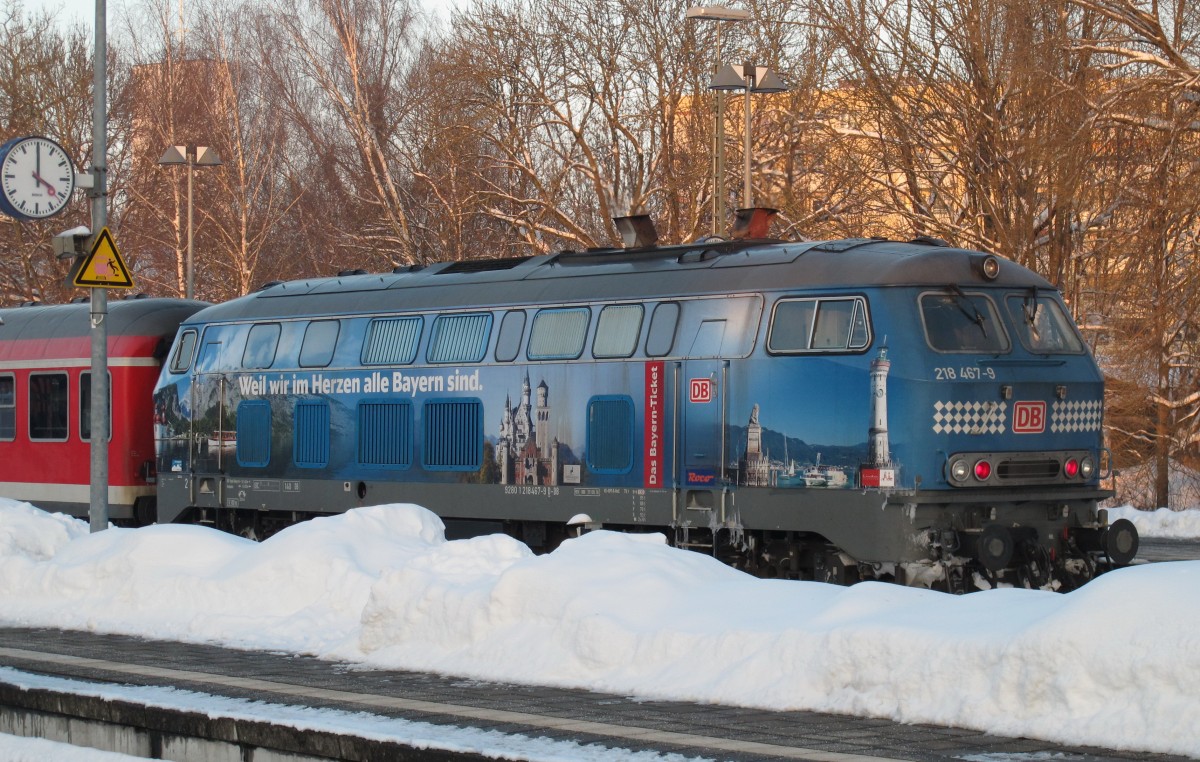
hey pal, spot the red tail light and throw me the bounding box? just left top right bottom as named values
left=974, top=459, right=992, bottom=480
left=1064, top=458, right=1080, bottom=478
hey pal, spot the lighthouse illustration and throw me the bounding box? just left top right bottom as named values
left=861, top=346, right=896, bottom=488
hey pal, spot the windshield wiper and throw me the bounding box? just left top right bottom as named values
left=1023, top=286, right=1041, bottom=341
left=946, top=284, right=988, bottom=338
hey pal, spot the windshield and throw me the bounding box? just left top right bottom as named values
left=1006, top=294, right=1084, bottom=354
left=920, top=291, right=1009, bottom=353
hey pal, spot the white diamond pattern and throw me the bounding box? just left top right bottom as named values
left=932, top=400, right=1008, bottom=434
left=1051, top=399, right=1103, bottom=433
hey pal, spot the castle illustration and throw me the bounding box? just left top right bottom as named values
left=496, top=372, right=561, bottom=485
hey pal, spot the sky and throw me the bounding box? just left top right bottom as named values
left=1, top=498, right=1199, bottom=761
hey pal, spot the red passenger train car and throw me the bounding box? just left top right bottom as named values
left=0, top=298, right=206, bottom=523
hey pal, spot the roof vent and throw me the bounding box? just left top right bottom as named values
left=613, top=214, right=659, bottom=248
left=731, top=207, right=778, bottom=239
left=256, top=280, right=284, bottom=292
left=337, top=268, right=368, bottom=277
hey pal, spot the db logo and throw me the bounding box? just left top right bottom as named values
left=1013, top=401, right=1046, bottom=434
left=689, top=378, right=713, bottom=403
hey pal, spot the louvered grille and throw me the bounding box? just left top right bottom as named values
left=358, top=401, right=413, bottom=467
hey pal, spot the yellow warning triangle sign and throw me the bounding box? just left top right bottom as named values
left=71, top=227, right=135, bottom=289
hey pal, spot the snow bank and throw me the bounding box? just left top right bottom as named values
left=1108, top=505, right=1200, bottom=539
left=1, top=498, right=1198, bottom=757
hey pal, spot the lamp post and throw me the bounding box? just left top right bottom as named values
left=686, top=5, right=749, bottom=235
left=709, top=62, right=788, bottom=209
left=158, top=144, right=221, bottom=300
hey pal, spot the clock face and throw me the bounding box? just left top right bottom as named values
left=0, top=136, right=76, bottom=221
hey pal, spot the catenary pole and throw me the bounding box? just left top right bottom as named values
left=89, top=0, right=109, bottom=533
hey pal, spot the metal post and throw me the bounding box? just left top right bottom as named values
left=89, top=0, right=109, bottom=532
left=743, top=62, right=753, bottom=209
left=713, top=25, right=725, bottom=236
left=186, top=152, right=194, bottom=300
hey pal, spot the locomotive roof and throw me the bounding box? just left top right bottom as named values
left=188, top=237, right=1057, bottom=324
left=0, top=298, right=209, bottom=341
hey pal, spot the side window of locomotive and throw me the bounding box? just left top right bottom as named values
left=593, top=304, right=643, bottom=359
left=495, top=310, right=526, bottom=362
left=196, top=339, right=223, bottom=373
left=79, top=371, right=112, bottom=441
left=427, top=313, right=492, bottom=364
left=299, top=320, right=340, bottom=368
left=362, top=316, right=422, bottom=365
left=528, top=308, right=590, bottom=360
left=921, top=292, right=1009, bottom=353
left=28, top=372, right=68, bottom=441
left=769, top=297, right=870, bottom=353
left=169, top=329, right=198, bottom=374
left=646, top=302, right=680, bottom=357
left=1006, top=295, right=1084, bottom=354
left=768, top=299, right=816, bottom=352
left=242, top=323, right=282, bottom=369
left=0, top=374, right=14, bottom=441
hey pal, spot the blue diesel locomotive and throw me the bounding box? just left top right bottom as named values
left=152, top=229, right=1138, bottom=591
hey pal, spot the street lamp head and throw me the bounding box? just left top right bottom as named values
left=686, top=5, right=750, bottom=21
left=709, top=63, right=747, bottom=90
left=157, top=145, right=222, bottom=166
left=752, top=68, right=789, bottom=93
left=194, top=146, right=222, bottom=167
left=157, top=144, right=187, bottom=166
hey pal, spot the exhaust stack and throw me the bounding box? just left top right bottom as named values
left=613, top=214, right=659, bottom=248
left=731, top=207, right=779, bottom=239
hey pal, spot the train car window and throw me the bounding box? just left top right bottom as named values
left=593, top=305, right=644, bottom=359
left=299, top=320, right=341, bottom=368
left=921, top=292, right=1009, bottom=353
left=362, top=316, right=422, bottom=365
left=79, top=372, right=112, bottom=441
left=767, top=299, right=816, bottom=352
left=769, top=297, right=871, bottom=353
left=196, top=341, right=222, bottom=373
left=587, top=396, right=634, bottom=473
left=495, top=310, right=526, bottom=363
left=423, top=399, right=482, bottom=470
left=169, top=330, right=198, bottom=374
left=528, top=308, right=590, bottom=360
left=849, top=301, right=870, bottom=349
left=1006, top=295, right=1084, bottom=354
left=357, top=401, right=413, bottom=467
left=646, top=302, right=680, bottom=357
left=28, top=372, right=68, bottom=441
left=0, top=374, right=14, bottom=441
left=236, top=400, right=272, bottom=467
left=242, top=323, right=282, bottom=369
left=812, top=300, right=856, bottom=349
left=427, top=313, right=492, bottom=364
left=293, top=400, right=330, bottom=468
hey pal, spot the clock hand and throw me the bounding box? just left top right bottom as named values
left=32, top=171, right=58, bottom=198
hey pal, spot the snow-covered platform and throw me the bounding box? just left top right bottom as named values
left=0, top=627, right=1186, bottom=762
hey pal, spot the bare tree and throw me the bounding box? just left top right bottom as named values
left=0, top=1, right=94, bottom=304
left=255, top=0, right=426, bottom=268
